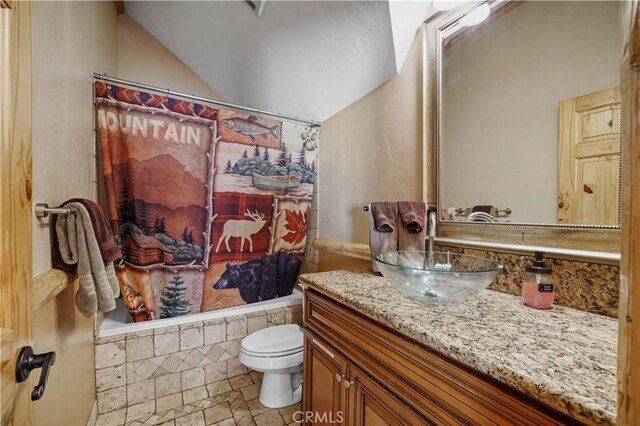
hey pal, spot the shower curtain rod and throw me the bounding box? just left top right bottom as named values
left=93, top=73, right=321, bottom=127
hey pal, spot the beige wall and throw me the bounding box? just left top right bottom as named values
left=31, top=6, right=223, bottom=424
left=318, top=31, right=424, bottom=271
left=117, top=15, right=222, bottom=100
left=442, top=1, right=620, bottom=223
left=31, top=1, right=118, bottom=424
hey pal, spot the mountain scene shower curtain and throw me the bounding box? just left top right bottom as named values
left=95, top=80, right=318, bottom=322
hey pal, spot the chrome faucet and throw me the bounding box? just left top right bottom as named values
left=428, top=210, right=436, bottom=255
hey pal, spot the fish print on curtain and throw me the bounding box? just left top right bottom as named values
left=95, top=81, right=318, bottom=322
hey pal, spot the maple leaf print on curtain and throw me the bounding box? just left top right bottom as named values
left=282, top=206, right=311, bottom=245
left=270, top=197, right=312, bottom=253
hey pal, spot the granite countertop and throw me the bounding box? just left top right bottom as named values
left=299, top=270, right=618, bottom=425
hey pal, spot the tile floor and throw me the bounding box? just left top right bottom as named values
left=96, top=371, right=301, bottom=426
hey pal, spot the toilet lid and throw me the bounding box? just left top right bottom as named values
left=241, top=324, right=303, bottom=357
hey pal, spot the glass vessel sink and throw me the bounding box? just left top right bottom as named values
left=374, top=251, right=503, bottom=303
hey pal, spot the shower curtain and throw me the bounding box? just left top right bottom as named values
left=95, top=81, right=318, bottom=322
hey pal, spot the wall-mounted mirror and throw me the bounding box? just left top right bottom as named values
left=437, top=0, right=621, bottom=228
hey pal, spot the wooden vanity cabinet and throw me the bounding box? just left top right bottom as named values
left=303, top=331, right=349, bottom=425
left=302, top=288, right=582, bottom=426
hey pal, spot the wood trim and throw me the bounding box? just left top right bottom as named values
left=424, top=2, right=623, bottom=253
left=114, top=0, right=125, bottom=15
left=0, top=1, right=12, bottom=10
left=438, top=222, right=620, bottom=254
left=312, top=238, right=371, bottom=261
left=0, top=1, right=33, bottom=424
left=618, top=1, right=640, bottom=424
left=313, top=235, right=619, bottom=265
left=32, top=269, right=74, bottom=313
left=304, top=289, right=580, bottom=425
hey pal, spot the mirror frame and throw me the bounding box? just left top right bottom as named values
left=422, top=1, right=622, bottom=259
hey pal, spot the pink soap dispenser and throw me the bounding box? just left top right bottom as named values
left=521, top=251, right=555, bottom=309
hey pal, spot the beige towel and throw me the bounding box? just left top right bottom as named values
left=397, top=201, right=426, bottom=252
left=369, top=202, right=398, bottom=272
left=55, top=202, right=119, bottom=316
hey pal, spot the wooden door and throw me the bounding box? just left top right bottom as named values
left=347, top=364, right=431, bottom=426
left=302, top=331, right=348, bottom=426
left=557, top=87, right=621, bottom=225
left=1, top=1, right=33, bottom=425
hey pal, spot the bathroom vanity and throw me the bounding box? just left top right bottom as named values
left=300, top=270, right=617, bottom=425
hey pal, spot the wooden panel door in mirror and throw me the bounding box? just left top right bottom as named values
left=558, top=87, right=621, bottom=225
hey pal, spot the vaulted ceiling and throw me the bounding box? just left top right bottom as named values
left=125, top=1, right=436, bottom=122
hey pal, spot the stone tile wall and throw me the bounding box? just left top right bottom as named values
left=95, top=304, right=302, bottom=423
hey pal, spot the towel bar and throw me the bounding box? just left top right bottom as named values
left=34, top=203, right=72, bottom=218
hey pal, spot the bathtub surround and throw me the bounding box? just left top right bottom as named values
left=94, top=304, right=301, bottom=422
left=436, top=245, right=620, bottom=318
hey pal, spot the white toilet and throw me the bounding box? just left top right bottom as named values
left=238, top=324, right=304, bottom=408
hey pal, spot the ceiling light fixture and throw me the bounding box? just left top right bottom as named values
left=459, top=3, right=490, bottom=27
left=432, top=0, right=465, bottom=12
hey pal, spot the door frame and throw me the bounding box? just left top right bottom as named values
left=0, top=0, right=34, bottom=424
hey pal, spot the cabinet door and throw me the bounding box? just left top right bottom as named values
left=303, top=330, right=348, bottom=426
left=348, top=364, right=432, bottom=426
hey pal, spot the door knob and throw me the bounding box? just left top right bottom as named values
left=15, top=346, right=56, bottom=401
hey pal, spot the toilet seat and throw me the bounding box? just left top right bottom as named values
left=240, top=324, right=302, bottom=358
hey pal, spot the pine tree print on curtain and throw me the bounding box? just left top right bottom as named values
left=159, top=274, right=191, bottom=318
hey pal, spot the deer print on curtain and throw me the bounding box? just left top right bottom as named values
left=96, top=81, right=318, bottom=322
left=215, top=210, right=267, bottom=253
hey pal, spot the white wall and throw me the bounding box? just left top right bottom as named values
left=442, top=1, right=620, bottom=223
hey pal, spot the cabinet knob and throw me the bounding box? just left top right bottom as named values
left=336, top=373, right=345, bottom=383
left=343, top=379, right=355, bottom=389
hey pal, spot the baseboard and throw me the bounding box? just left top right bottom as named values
left=86, top=400, right=98, bottom=426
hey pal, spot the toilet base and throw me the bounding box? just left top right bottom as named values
left=258, top=366, right=303, bottom=408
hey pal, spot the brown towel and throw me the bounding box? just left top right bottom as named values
left=371, top=202, right=396, bottom=232
left=52, top=198, right=121, bottom=272
left=398, top=201, right=426, bottom=233
left=56, top=202, right=120, bottom=316
left=369, top=202, right=398, bottom=272
left=397, top=201, right=426, bottom=252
